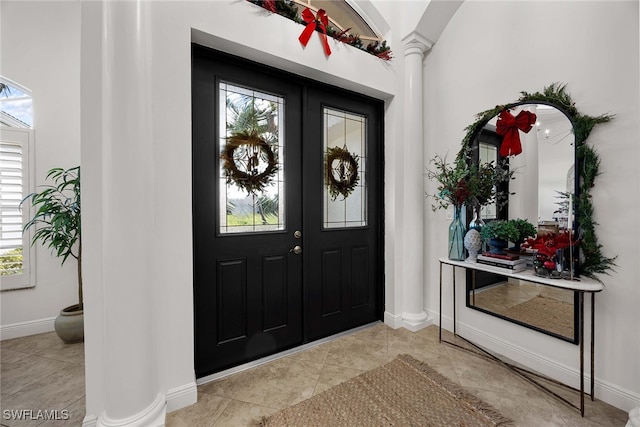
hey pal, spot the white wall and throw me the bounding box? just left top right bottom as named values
left=0, top=1, right=80, bottom=337
left=78, top=0, right=405, bottom=423
left=423, top=0, right=640, bottom=411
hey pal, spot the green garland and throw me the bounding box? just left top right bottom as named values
left=457, top=83, right=616, bottom=281
left=246, top=0, right=392, bottom=60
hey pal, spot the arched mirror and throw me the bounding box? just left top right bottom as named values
left=460, top=84, right=615, bottom=344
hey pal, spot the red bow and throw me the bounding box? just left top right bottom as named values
left=496, top=110, right=537, bottom=157
left=299, top=8, right=331, bottom=57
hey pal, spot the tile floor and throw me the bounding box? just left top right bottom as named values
left=1, top=323, right=630, bottom=426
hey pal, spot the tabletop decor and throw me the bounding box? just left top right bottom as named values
left=480, top=220, right=519, bottom=255
left=427, top=155, right=470, bottom=260
left=427, top=155, right=509, bottom=260
left=521, top=231, right=579, bottom=278
left=457, top=83, right=616, bottom=280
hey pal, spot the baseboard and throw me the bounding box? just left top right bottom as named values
left=383, top=311, right=403, bottom=329
left=430, top=309, right=640, bottom=412
left=384, top=311, right=433, bottom=332
left=0, top=317, right=55, bottom=341
left=92, top=392, right=166, bottom=427
left=166, top=381, right=198, bottom=413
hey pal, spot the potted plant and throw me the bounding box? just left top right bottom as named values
left=509, top=218, right=537, bottom=250
left=480, top=220, right=518, bottom=254
left=22, top=166, right=82, bottom=343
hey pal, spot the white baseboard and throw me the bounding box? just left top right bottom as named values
left=92, top=392, right=166, bottom=427
left=430, top=309, right=640, bottom=413
left=383, top=311, right=403, bottom=329
left=384, top=311, right=434, bottom=332
left=166, top=381, right=198, bottom=413
left=0, top=317, right=55, bottom=341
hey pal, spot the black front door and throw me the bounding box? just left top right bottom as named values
left=192, top=46, right=383, bottom=378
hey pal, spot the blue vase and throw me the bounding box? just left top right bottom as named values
left=488, top=238, right=509, bottom=255
left=448, top=206, right=466, bottom=260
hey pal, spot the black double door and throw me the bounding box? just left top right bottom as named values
left=192, top=45, right=383, bottom=377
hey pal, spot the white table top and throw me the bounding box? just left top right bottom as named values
left=439, top=257, right=604, bottom=292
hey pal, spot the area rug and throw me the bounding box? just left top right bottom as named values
left=504, top=295, right=574, bottom=338
left=256, top=354, right=513, bottom=426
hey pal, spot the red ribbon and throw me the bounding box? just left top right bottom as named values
left=298, top=8, right=331, bottom=56
left=496, top=110, right=537, bottom=157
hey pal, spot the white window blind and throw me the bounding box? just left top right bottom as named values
left=0, top=141, right=24, bottom=275
left=0, top=128, right=32, bottom=290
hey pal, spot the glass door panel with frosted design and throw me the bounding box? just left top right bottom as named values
left=323, top=108, right=367, bottom=229
left=219, top=82, right=285, bottom=234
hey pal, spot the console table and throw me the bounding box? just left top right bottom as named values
left=438, top=257, right=604, bottom=417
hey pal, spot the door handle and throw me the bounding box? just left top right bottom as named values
left=290, top=245, right=302, bottom=255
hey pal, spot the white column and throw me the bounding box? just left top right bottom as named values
left=399, top=33, right=432, bottom=331
left=81, top=1, right=165, bottom=426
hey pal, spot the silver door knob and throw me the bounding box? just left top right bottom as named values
left=290, top=245, right=302, bottom=255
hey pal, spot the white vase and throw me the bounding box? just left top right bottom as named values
left=464, top=229, right=482, bottom=262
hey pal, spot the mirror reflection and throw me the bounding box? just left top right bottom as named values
left=466, top=103, right=579, bottom=343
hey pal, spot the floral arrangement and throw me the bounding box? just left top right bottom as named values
left=521, top=232, right=578, bottom=258
left=426, top=154, right=509, bottom=211
left=426, top=155, right=470, bottom=211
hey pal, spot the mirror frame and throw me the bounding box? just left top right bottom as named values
left=457, top=83, right=616, bottom=281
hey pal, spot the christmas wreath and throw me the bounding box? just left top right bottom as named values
left=325, top=146, right=359, bottom=200
left=221, top=131, right=279, bottom=195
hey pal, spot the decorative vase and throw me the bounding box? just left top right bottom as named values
left=54, top=304, right=84, bottom=344
left=488, top=238, right=509, bottom=255
left=464, top=229, right=482, bottom=262
left=468, top=205, right=485, bottom=231
left=448, top=206, right=465, bottom=261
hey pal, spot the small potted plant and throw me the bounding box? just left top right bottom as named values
left=22, top=166, right=82, bottom=343
left=509, top=218, right=537, bottom=251
left=480, top=220, right=518, bottom=254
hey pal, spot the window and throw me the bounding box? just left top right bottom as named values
left=292, top=0, right=382, bottom=43
left=1, top=77, right=33, bottom=291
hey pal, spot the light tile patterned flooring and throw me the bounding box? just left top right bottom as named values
left=0, top=324, right=629, bottom=426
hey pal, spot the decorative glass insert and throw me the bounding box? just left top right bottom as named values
left=323, top=108, right=367, bottom=229
left=219, top=82, right=285, bottom=234
left=479, top=142, right=498, bottom=220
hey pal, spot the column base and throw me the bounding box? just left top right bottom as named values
left=402, top=311, right=431, bottom=332
left=94, top=392, right=166, bottom=427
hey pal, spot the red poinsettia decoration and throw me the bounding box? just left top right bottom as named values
left=521, top=231, right=579, bottom=258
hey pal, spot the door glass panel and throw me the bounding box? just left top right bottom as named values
left=323, top=108, right=367, bottom=229
left=219, top=82, right=285, bottom=234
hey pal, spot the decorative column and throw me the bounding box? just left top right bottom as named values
left=81, top=1, right=165, bottom=425
left=399, top=32, right=432, bottom=331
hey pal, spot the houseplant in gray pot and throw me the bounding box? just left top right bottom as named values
left=22, top=166, right=82, bottom=343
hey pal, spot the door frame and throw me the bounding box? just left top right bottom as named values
left=192, top=45, right=385, bottom=376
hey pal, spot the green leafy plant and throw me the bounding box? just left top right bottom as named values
left=509, top=218, right=537, bottom=243
left=427, top=154, right=512, bottom=211
left=480, top=220, right=518, bottom=242
left=22, top=166, right=82, bottom=310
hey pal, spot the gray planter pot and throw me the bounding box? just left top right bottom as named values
left=54, top=304, right=84, bottom=344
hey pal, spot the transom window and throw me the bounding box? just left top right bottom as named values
left=292, top=0, right=381, bottom=42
